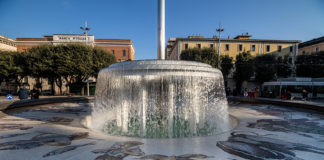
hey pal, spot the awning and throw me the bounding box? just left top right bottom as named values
left=264, top=81, right=324, bottom=86
left=313, top=82, right=324, bottom=86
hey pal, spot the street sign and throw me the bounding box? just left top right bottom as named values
left=6, top=94, right=13, bottom=100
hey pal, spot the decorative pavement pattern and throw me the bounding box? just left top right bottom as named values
left=0, top=102, right=323, bottom=160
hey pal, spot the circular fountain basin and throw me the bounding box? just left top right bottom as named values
left=91, top=60, right=230, bottom=138
left=1, top=101, right=323, bottom=160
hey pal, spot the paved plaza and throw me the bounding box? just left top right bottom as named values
left=0, top=101, right=323, bottom=160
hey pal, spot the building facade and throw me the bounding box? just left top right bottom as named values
left=0, top=35, right=17, bottom=52
left=1, top=34, right=135, bottom=95
left=16, top=34, right=135, bottom=62
left=298, top=36, right=324, bottom=55
left=167, top=34, right=300, bottom=60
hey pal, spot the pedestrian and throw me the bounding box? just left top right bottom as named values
left=30, top=86, right=40, bottom=100
left=243, top=88, right=248, bottom=98
left=18, top=86, right=29, bottom=100
left=302, top=89, right=308, bottom=101
left=254, top=87, right=259, bottom=98
left=281, top=89, right=287, bottom=100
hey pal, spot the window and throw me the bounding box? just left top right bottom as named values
left=238, top=44, right=243, bottom=51
left=210, top=44, right=214, bottom=48
left=290, top=46, right=293, bottom=52
left=225, top=44, right=229, bottom=51
left=122, top=50, right=126, bottom=57
left=112, top=50, right=115, bottom=54
left=251, top=45, right=256, bottom=52
left=266, top=45, right=270, bottom=52
left=278, top=45, right=282, bottom=52
left=184, top=44, right=188, bottom=49
left=315, top=47, right=319, bottom=52
left=197, top=44, right=201, bottom=49
left=302, top=50, right=306, bottom=55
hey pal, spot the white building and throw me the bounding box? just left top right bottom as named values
left=0, top=35, right=17, bottom=52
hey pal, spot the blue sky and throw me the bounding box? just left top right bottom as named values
left=0, top=0, right=324, bottom=60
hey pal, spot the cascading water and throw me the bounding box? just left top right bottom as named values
left=90, top=60, right=230, bottom=138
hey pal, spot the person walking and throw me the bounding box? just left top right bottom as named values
left=302, top=89, right=308, bottom=101
left=243, top=88, right=248, bottom=98
left=18, top=86, right=29, bottom=100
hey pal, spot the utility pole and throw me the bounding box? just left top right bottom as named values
left=216, top=23, right=224, bottom=68
left=80, top=22, right=91, bottom=96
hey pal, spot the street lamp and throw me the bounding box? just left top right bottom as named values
left=216, top=23, right=224, bottom=68
left=80, top=21, right=91, bottom=45
left=80, top=21, right=91, bottom=96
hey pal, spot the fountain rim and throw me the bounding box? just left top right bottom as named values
left=110, top=59, right=214, bottom=68
left=100, top=60, right=222, bottom=75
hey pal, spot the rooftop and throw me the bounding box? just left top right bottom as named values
left=299, top=36, right=324, bottom=48
left=173, top=36, right=301, bottom=43
left=0, top=35, right=15, bottom=42
left=15, top=34, right=132, bottom=43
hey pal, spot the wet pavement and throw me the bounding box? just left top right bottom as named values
left=0, top=102, right=323, bottom=160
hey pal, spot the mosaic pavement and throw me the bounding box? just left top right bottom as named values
left=0, top=102, right=323, bottom=160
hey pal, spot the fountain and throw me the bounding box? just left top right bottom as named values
left=90, top=0, right=230, bottom=138
left=1, top=0, right=323, bottom=159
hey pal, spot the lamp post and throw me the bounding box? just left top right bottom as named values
left=216, top=23, right=224, bottom=68
left=80, top=22, right=91, bottom=96
left=80, top=21, right=91, bottom=45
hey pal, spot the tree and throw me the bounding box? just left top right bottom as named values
left=254, top=54, right=277, bottom=86
left=296, top=51, right=324, bottom=78
left=181, top=48, right=220, bottom=69
left=233, top=51, right=254, bottom=92
left=276, top=55, right=293, bottom=78
left=0, top=51, right=27, bottom=87
left=221, top=55, right=234, bottom=79
left=27, top=45, right=58, bottom=95
left=64, top=44, right=98, bottom=96
left=91, top=47, right=116, bottom=78
left=26, top=43, right=116, bottom=95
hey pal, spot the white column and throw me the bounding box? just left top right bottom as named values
left=158, top=0, right=165, bottom=60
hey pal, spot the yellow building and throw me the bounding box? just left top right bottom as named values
left=167, top=34, right=300, bottom=60
left=298, top=36, right=324, bottom=55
